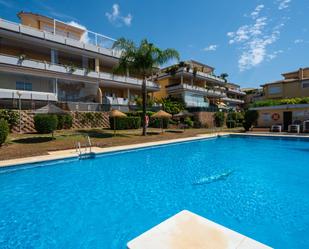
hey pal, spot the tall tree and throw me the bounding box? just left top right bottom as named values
left=113, top=38, right=179, bottom=135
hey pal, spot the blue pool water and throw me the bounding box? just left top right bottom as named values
left=0, top=135, right=308, bottom=248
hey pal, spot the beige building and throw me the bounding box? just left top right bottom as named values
left=261, top=68, right=309, bottom=99
left=0, top=12, right=160, bottom=111
left=154, top=60, right=245, bottom=110
left=251, top=68, right=309, bottom=130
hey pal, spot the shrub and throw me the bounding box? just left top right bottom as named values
left=149, top=118, right=169, bottom=128
left=252, top=97, right=309, bottom=107
left=214, top=111, right=225, bottom=127
left=226, top=111, right=244, bottom=128
left=184, top=117, right=194, bottom=128
left=57, top=114, right=73, bottom=130
left=34, top=114, right=58, bottom=134
left=226, top=119, right=236, bottom=128
left=0, top=109, right=19, bottom=128
left=109, top=116, right=141, bottom=130
left=0, top=119, right=9, bottom=146
left=243, top=110, right=259, bottom=131
left=160, top=97, right=185, bottom=115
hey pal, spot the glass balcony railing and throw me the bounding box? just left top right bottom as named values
left=0, top=18, right=121, bottom=57
left=178, top=68, right=225, bottom=83
left=166, top=83, right=226, bottom=98
left=227, top=88, right=246, bottom=95
left=0, top=88, right=57, bottom=101
left=222, top=97, right=245, bottom=104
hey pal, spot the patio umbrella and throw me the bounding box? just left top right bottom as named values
left=33, top=103, right=66, bottom=114
left=151, top=110, right=172, bottom=133
left=173, top=110, right=194, bottom=118
left=110, top=109, right=127, bottom=135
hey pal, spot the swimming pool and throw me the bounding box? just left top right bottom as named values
left=0, top=135, right=308, bottom=248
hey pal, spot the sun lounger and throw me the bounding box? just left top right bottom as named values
left=288, top=124, right=300, bottom=133
left=303, top=120, right=309, bottom=133
left=271, top=125, right=282, bottom=132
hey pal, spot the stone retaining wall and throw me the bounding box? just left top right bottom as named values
left=193, top=112, right=216, bottom=128
left=11, top=111, right=110, bottom=133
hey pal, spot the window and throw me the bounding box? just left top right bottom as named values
left=268, top=86, right=282, bottom=94
left=302, top=81, right=309, bottom=88
left=16, top=82, right=32, bottom=91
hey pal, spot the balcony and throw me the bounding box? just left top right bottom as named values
left=0, top=54, right=160, bottom=90
left=166, top=83, right=226, bottom=98
left=227, top=88, right=246, bottom=95
left=0, top=18, right=121, bottom=58
left=0, top=88, right=57, bottom=101
left=222, top=97, right=244, bottom=104
left=178, top=68, right=225, bottom=84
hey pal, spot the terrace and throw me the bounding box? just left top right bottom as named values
left=166, top=83, right=226, bottom=98
left=0, top=17, right=121, bottom=57
left=0, top=53, right=159, bottom=90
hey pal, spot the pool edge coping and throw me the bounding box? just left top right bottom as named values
left=0, top=133, right=224, bottom=168
left=0, top=131, right=308, bottom=169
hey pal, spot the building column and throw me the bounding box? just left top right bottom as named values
left=51, top=49, right=58, bottom=64
left=96, top=87, right=103, bottom=104
left=53, top=78, right=58, bottom=98
left=181, top=74, right=184, bottom=85
left=95, top=58, right=100, bottom=73
left=82, top=56, right=89, bottom=69
left=127, top=88, right=131, bottom=101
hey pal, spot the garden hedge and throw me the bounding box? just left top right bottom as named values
left=0, top=109, right=19, bottom=128
left=57, top=114, right=73, bottom=130
left=214, top=111, right=225, bottom=127
left=0, top=119, right=9, bottom=146
left=109, top=116, right=141, bottom=130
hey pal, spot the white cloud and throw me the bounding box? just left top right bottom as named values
left=67, top=21, right=89, bottom=43
left=251, top=4, right=264, bottom=19
left=227, top=4, right=285, bottom=71
left=203, top=45, right=218, bottom=51
left=267, top=50, right=283, bottom=60
left=294, top=39, right=304, bottom=44
left=277, top=0, right=292, bottom=10
left=106, top=4, right=133, bottom=27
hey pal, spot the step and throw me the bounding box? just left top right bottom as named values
left=127, top=210, right=272, bottom=249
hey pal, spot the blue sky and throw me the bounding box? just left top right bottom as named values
left=0, top=0, right=308, bottom=88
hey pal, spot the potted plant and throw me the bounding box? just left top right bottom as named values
left=18, top=54, right=27, bottom=64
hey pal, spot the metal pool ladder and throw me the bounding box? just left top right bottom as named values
left=76, top=136, right=96, bottom=159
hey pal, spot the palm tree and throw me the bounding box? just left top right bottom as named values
left=113, top=38, right=179, bottom=135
